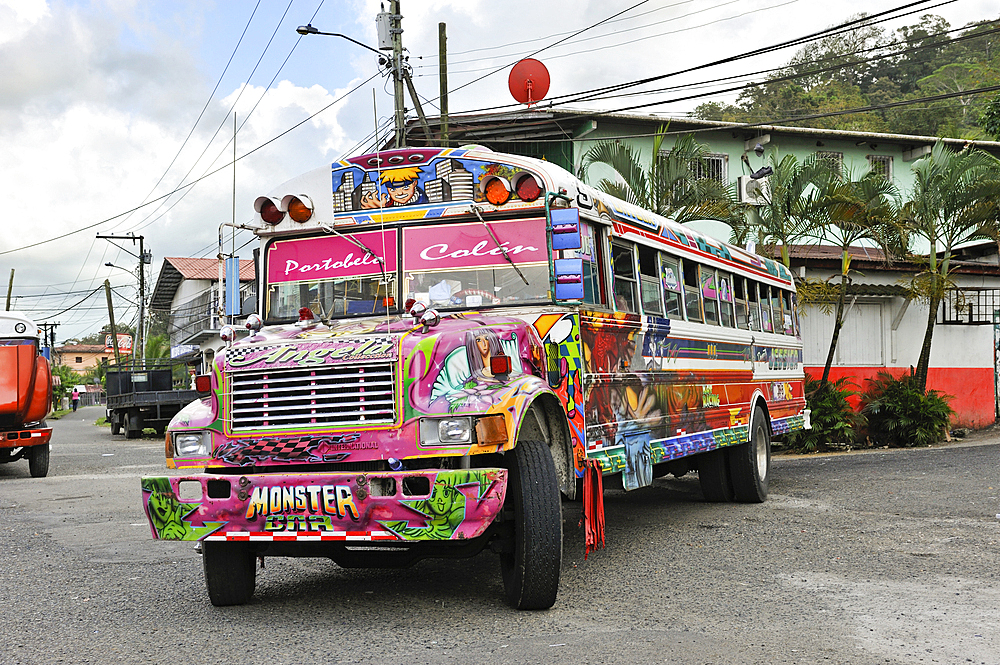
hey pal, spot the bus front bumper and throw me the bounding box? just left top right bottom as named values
left=141, top=467, right=508, bottom=543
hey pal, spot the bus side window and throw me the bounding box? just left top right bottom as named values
left=700, top=266, right=719, bottom=325
left=747, top=280, right=761, bottom=331
left=771, top=287, right=784, bottom=334
left=682, top=258, right=703, bottom=323
left=781, top=289, right=795, bottom=334
left=578, top=222, right=605, bottom=306
left=661, top=256, right=684, bottom=320
left=718, top=272, right=735, bottom=327
left=611, top=242, right=638, bottom=313
left=638, top=245, right=663, bottom=316
left=759, top=284, right=774, bottom=332
left=733, top=277, right=749, bottom=329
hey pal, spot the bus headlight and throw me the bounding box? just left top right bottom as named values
left=173, top=431, right=211, bottom=457
left=420, top=417, right=472, bottom=445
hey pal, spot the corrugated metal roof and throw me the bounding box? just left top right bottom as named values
left=165, top=257, right=255, bottom=281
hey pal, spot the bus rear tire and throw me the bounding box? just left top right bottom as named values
left=28, top=443, right=49, bottom=478
left=203, top=541, right=256, bottom=606
left=729, top=407, right=771, bottom=503
left=698, top=447, right=734, bottom=502
left=500, top=438, right=562, bottom=610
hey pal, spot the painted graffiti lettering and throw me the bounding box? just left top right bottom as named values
left=227, top=338, right=395, bottom=369
left=283, top=251, right=381, bottom=277
left=418, top=239, right=539, bottom=261
left=245, top=484, right=360, bottom=522
left=265, top=514, right=336, bottom=531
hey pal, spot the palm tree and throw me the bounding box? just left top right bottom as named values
left=582, top=129, right=743, bottom=226
left=731, top=152, right=836, bottom=268
left=814, top=170, right=902, bottom=390
left=902, top=141, right=1000, bottom=392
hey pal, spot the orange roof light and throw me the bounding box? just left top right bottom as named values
left=282, top=194, right=314, bottom=223
left=484, top=177, right=511, bottom=206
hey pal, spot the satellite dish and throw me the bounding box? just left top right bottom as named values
left=508, top=58, right=550, bottom=107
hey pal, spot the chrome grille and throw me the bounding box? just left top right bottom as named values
left=229, top=363, right=396, bottom=431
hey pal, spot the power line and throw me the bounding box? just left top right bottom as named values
left=0, top=70, right=380, bottom=258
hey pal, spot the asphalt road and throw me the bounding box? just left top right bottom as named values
left=0, top=405, right=997, bottom=665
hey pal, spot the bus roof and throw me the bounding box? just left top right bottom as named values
left=252, top=145, right=793, bottom=286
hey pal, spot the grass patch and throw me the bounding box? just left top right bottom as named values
left=48, top=409, right=73, bottom=420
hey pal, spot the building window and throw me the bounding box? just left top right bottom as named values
left=658, top=151, right=728, bottom=185
left=694, top=154, right=727, bottom=184
left=75, top=356, right=83, bottom=364
left=816, top=151, right=844, bottom=174
left=867, top=154, right=893, bottom=180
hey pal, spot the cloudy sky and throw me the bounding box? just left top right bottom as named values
left=0, top=0, right=995, bottom=343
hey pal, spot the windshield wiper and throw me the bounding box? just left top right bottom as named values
left=469, top=205, right=529, bottom=286
left=318, top=221, right=391, bottom=318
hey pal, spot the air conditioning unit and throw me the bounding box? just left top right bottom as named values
left=738, top=174, right=770, bottom=205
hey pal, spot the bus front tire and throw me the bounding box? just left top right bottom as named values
left=203, top=541, right=256, bottom=606
left=500, top=438, right=562, bottom=610
left=698, top=447, right=734, bottom=502
left=28, top=443, right=49, bottom=478
left=729, top=407, right=771, bottom=503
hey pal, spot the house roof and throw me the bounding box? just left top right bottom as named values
left=56, top=345, right=109, bottom=353
left=149, top=257, right=255, bottom=312
left=398, top=109, right=1000, bottom=155
left=781, top=244, right=1000, bottom=276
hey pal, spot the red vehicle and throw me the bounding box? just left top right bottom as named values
left=0, top=312, right=52, bottom=477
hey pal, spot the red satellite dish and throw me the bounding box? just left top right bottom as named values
left=508, top=58, right=550, bottom=107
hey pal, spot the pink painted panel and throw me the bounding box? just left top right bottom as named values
left=403, top=218, right=547, bottom=271
left=267, top=230, right=398, bottom=284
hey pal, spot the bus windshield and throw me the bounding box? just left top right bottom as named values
left=264, top=217, right=551, bottom=320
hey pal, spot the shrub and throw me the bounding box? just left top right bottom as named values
left=784, top=377, right=863, bottom=453
left=860, top=369, right=953, bottom=447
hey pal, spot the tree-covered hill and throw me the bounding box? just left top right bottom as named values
left=693, top=14, right=1000, bottom=140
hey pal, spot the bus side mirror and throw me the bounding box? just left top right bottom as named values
left=554, top=259, right=584, bottom=300
left=550, top=208, right=581, bottom=250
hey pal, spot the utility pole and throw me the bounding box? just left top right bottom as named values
left=439, top=23, right=449, bottom=147
left=97, top=234, right=149, bottom=364
left=390, top=1, right=405, bottom=147
left=104, top=280, right=121, bottom=367
left=377, top=1, right=406, bottom=147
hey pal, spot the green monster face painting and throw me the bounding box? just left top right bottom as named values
left=380, top=470, right=490, bottom=541
left=142, top=477, right=198, bottom=540
left=142, top=477, right=224, bottom=541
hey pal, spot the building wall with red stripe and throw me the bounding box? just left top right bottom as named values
left=805, top=366, right=995, bottom=429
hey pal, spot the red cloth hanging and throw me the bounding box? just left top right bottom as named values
left=581, top=458, right=605, bottom=559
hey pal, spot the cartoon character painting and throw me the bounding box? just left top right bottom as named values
left=428, top=327, right=522, bottom=408
left=467, top=329, right=502, bottom=378
left=360, top=167, right=429, bottom=209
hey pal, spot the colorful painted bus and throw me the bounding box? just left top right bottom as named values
left=141, top=145, right=808, bottom=609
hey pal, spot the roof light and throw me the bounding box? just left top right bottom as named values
left=281, top=194, right=314, bottom=223
left=254, top=197, right=284, bottom=225
left=298, top=307, right=315, bottom=322
left=513, top=172, right=542, bottom=202
left=483, top=177, right=511, bottom=206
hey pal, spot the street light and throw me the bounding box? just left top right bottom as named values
left=296, top=12, right=411, bottom=147
left=295, top=24, right=385, bottom=57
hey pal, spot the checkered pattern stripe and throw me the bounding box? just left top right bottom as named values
left=244, top=439, right=314, bottom=459
left=204, top=530, right=398, bottom=542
